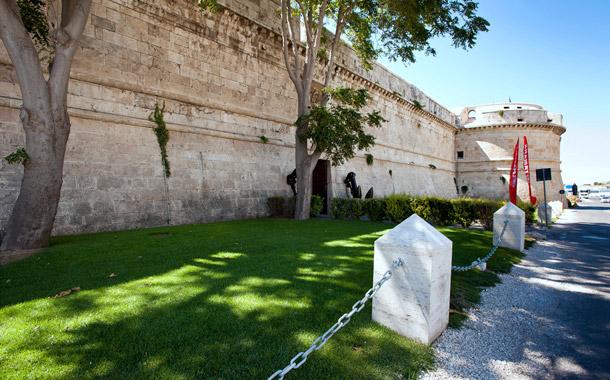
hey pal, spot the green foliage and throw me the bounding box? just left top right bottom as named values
left=268, top=196, right=322, bottom=218
left=452, top=198, right=476, bottom=228
left=412, top=99, right=424, bottom=110
left=330, top=198, right=351, bottom=219
left=310, top=195, right=324, bottom=217
left=453, top=177, right=459, bottom=195
left=259, top=135, right=269, bottom=144
left=267, top=196, right=285, bottom=217
left=17, top=0, right=49, bottom=47
left=4, top=147, right=30, bottom=166
left=498, top=110, right=504, bottom=117
left=501, top=176, right=507, bottom=184
left=385, top=193, right=412, bottom=223
left=350, top=198, right=366, bottom=220
left=461, top=185, right=469, bottom=194
left=471, top=199, right=504, bottom=230
left=284, top=196, right=296, bottom=218
left=148, top=101, right=171, bottom=177
left=298, top=87, right=385, bottom=166
left=363, top=198, right=388, bottom=222
left=365, top=153, right=374, bottom=166
left=346, top=0, right=489, bottom=68
left=392, top=91, right=403, bottom=98
left=17, top=0, right=54, bottom=63
left=426, top=197, right=455, bottom=226
left=388, top=169, right=393, bottom=177
left=331, top=195, right=507, bottom=229
left=516, top=200, right=536, bottom=223
left=429, top=164, right=436, bottom=169
left=197, top=0, right=222, bottom=12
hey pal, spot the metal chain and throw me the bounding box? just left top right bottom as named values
left=267, top=258, right=404, bottom=380
left=452, top=220, right=510, bottom=272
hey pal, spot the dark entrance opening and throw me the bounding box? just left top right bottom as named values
left=312, top=159, right=329, bottom=214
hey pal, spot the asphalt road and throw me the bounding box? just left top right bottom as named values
left=541, top=199, right=610, bottom=379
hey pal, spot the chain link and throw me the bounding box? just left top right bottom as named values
left=268, top=258, right=403, bottom=380
left=452, top=220, right=510, bottom=272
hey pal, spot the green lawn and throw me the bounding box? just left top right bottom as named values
left=0, top=218, right=523, bottom=380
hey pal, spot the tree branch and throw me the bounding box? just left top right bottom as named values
left=321, top=4, right=350, bottom=106
left=280, top=0, right=302, bottom=95
left=48, top=0, right=92, bottom=104
left=0, top=0, right=48, bottom=106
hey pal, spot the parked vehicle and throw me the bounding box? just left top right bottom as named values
left=589, top=189, right=601, bottom=199
left=601, top=194, right=610, bottom=203
left=580, top=189, right=590, bottom=198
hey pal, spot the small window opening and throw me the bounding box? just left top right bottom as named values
left=517, top=106, right=522, bottom=109
left=503, top=106, right=509, bottom=109
left=517, top=118, right=524, bottom=122
left=468, top=110, right=476, bottom=119
left=547, top=119, right=553, bottom=122
left=457, top=151, right=464, bottom=159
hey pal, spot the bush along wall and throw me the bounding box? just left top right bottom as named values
left=267, top=195, right=324, bottom=218
left=329, top=194, right=530, bottom=230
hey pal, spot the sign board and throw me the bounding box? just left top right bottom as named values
left=536, top=168, right=552, bottom=182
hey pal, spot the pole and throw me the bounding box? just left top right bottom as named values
left=543, top=179, right=548, bottom=226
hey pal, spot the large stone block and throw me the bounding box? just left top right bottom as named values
left=493, top=202, right=525, bottom=252
left=372, top=214, right=452, bottom=344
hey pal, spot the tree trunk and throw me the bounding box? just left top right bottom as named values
left=0, top=0, right=92, bottom=251
left=1, top=106, right=69, bottom=250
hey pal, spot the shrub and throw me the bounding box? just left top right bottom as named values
left=267, top=196, right=285, bottom=217
left=284, top=196, right=296, bottom=218
left=452, top=198, right=476, bottom=228
left=330, top=198, right=351, bottom=219
left=516, top=200, right=536, bottom=223
left=426, top=197, right=454, bottom=226
left=385, top=193, right=411, bottom=223
left=351, top=199, right=366, bottom=220
left=363, top=198, right=387, bottom=222
left=472, top=199, right=504, bottom=230
left=310, top=195, right=324, bottom=217
left=410, top=196, right=432, bottom=222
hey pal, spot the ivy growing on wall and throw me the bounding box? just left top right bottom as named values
left=149, top=101, right=171, bottom=177
left=4, top=147, right=30, bottom=166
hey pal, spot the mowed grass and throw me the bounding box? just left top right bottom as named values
left=0, top=218, right=524, bottom=380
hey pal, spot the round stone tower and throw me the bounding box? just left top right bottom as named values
left=454, top=103, right=566, bottom=203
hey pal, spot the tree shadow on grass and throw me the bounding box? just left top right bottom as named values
left=0, top=218, right=432, bottom=379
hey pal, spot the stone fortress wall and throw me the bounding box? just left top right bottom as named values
left=0, top=0, right=565, bottom=236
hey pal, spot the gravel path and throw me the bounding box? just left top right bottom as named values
left=420, top=208, right=610, bottom=380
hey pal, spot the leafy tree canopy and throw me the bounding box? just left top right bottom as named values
left=298, top=88, right=385, bottom=166
left=294, top=0, right=489, bottom=70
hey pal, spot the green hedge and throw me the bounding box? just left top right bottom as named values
left=330, top=194, right=533, bottom=230
left=266, top=195, right=323, bottom=218
left=268, top=194, right=534, bottom=228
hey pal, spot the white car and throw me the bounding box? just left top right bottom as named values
left=601, top=194, right=610, bottom=203
left=589, top=189, right=601, bottom=199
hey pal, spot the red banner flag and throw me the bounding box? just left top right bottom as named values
left=523, top=136, right=537, bottom=205
left=509, top=138, right=519, bottom=204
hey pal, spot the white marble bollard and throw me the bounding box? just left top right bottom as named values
left=550, top=201, right=562, bottom=216
left=372, top=214, right=452, bottom=344
left=493, top=203, right=525, bottom=252
left=537, top=203, right=554, bottom=224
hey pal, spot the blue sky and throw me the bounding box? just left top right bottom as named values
left=378, top=0, right=610, bottom=186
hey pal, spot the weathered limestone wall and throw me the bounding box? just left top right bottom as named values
left=455, top=125, right=564, bottom=202
left=0, top=0, right=458, bottom=235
